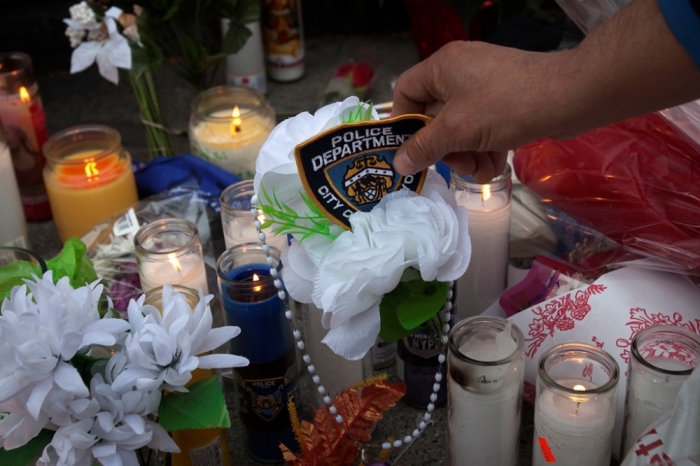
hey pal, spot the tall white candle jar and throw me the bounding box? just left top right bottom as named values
left=447, top=316, right=524, bottom=466
left=222, top=20, right=267, bottom=94
left=134, top=219, right=209, bottom=294
left=451, top=165, right=512, bottom=320
left=533, top=343, right=620, bottom=466
left=0, top=123, right=28, bottom=248
left=189, top=86, right=275, bottom=179
left=220, top=180, right=287, bottom=252
left=621, top=325, right=700, bottom=456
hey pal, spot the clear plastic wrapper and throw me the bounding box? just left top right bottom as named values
left=514, top=113, right=700, bottom=279
left=81, top=183, right=216, bottom=316
left=555, top=0, right=700, bottom=150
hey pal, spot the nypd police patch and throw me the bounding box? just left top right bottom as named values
left=295, top=114, right=430, bottom=230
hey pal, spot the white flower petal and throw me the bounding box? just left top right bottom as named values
left=54, top=361, right=90, bottom=397
left=197, top=353, right=250, bottom=369
left=146, top=420, right=180, bottom=453
left=70, top=41, right=101, bottom=73
left=96, top=51, right=119, bottom=84
left=26, top=376, right=53, bottom=420
left=322, top=305, right=381, bottom=361
left=195, top=327, right=241, bottom=354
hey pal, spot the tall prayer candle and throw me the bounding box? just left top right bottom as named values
left=43, top=125, right=138, bottom=241
left=0, top=123, right=28, bottom=247
left=217, top=243, right=298, bottom=462
left=189, top=86, right=275, bottom=179
left=135, top=219, right=209, bottom=294
left=621, top=325, right=700, bottom=456
left=0, top=52, right=51, bottom=221
left=220, top=180, right=287, bottom=252
left=451, top=166, right=512, bottom=320
left=144, top=285, right=232, bottom=466
left=533, top=343, right=620, bottom=466
left=447, top=316, right=524, bottom=465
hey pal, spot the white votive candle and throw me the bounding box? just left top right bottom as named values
left=533, top=344, right=620, bottom=466
left=135, top=219, right=209, bottom=295
left=451, top=166, right=512, bottom=320
left=448, top=316, right=524, bottom=466
left=189, top=86, right=275, bottom=179
left=621, top=325, right=700, bottom=456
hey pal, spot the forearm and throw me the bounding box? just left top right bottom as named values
left=545, top=0, right=700, bottom=139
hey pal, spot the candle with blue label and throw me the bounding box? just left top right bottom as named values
left=217, top=243, right=298, bottom=462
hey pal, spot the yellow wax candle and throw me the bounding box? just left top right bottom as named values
left=43, top=148, right=138, bottom=241
left=191, top=108, right=273, bottom=179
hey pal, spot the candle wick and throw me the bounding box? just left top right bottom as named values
left=575, top=401, right=580, bottom=415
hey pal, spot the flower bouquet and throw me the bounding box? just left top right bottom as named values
left=253, top=97, right=471, bottom=462
left=0, top=248, right=249, bottom=465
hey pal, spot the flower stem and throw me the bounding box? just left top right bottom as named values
left=128, top=70, right=176, bottom=159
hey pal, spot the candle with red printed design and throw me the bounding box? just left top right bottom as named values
left=0, top=52, right=51, bottom=221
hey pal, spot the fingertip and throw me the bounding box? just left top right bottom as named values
left=394, top=149, right=417, bottom=175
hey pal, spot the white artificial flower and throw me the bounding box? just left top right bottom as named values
left=68, top=7, right=131, bottom=84
left=0, top=272, right=130, bottom=450
left=39, top=373, right=178, bottom=466
left=65, top=27, right=86, bottom=48
left=69, top=2, right=98, bottom=28
left=372, top=170, right=471, bottom=282
left=112, top=284, right=249, bottom=393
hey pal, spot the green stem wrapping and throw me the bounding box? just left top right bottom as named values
left=128, top=70, right=176, bottom=159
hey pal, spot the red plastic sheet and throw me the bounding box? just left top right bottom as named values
left=514, top=114, right=700, bottom=275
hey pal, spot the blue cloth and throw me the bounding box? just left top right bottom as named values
left=133, top=155, right=241, bottom=213
left=658, top=0, right=700, bottom=69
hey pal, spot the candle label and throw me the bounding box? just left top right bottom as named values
left=537, top=437, right=557, bottom=463
left=189, top=437, right=225, bottom=466
left=235, top=348, right=298, bottom=431
left=295, top=115, right=430, bottom=229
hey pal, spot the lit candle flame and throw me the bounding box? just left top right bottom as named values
left=252, top=273, right=262, bottom=292
left=231, top=106, right=241, bottom=135
left=84, top=160, right=99, bottom=178
left=19, top=86, right=30, bottom=103
left=573, top=385, right=586, bottom=391
left=168, top=253, right=182, bottom=272
left=481, top=184, right=491, bottom=202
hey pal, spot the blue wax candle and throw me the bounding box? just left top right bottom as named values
left=218, top=253, right=298, bottom=462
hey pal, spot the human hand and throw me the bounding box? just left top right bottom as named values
left=391, top=41, right=568, bottom=183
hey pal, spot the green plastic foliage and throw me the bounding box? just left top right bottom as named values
left=46, top=238, right=98, bottom=289
left=379, top=278, right=448, bottom=342
left=159, top=376, right=231, bottom=431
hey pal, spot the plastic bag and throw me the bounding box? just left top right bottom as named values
left=555, top=0, right=700, bottom=150
left=81, top=183, right=216, bottom=316
left=514, top=113, right=700, bottom=277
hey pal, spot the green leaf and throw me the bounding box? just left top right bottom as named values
left=0, top=260, right=41, bottom=302
left=163, top=0, right=185, bottom=21
left=130, top=42, right=163, bottom=74
left=0, top=428, right=53, bottom=466
left=159, top=376, right=231, bottom=431
left=221, top=21, right=253, bottom=56
left=71, top=353, right=105, bottom=388
left=379, top=278, right=448, bottom=342
left=46, top=238, right=98, bottom=289
left=233, top=0, right=261, bottom=25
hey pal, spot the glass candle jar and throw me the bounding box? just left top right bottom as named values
left=621, top=325, right=700, bottom=456
left=43, top=125, right=138, bottom=242
left=0, top=123, right=28, bottom=248
left=144, top=285, right=232, bottom=466
left=450, top=165, right=512, bottom=320
left=220, top=180, right=287, bottom=252
left=134, top=219, right=209, bottom=295
left=0, top=52, right=51, bottom=221
left=447, top=316, right=524, bottom=466
left=189, top=86, right=275, bottom=179
left=533, top=343, right=620, bottom=466
left=217, top=243, right=298, bottom=462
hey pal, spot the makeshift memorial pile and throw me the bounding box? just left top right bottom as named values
left=0, top=245, right=249, bottom=466
left=251, top=96, right=472, bottom=462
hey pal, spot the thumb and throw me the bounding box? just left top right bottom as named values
left=394, top=115, right=453, bottom=175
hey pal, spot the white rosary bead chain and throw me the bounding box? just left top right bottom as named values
left=250, top=200, right=453, bottom=454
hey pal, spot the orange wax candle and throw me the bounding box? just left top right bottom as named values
left=43, top=126, right=138, bottom=242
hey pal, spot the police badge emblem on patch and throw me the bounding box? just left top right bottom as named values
left=295, top=114, right=430, bottom=229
